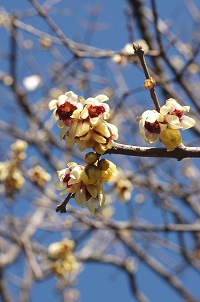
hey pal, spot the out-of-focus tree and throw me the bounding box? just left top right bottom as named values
left=0, top=1, right=200, bottom=301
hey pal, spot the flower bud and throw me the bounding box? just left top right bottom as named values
left=144, top=77, right=156, bottom=90
left=160, top=128, right=182, bottom=151
left=80, top=165, right=102, bottom=185
left=85, top=152, right=99, bottom=164
left=98, top=159, right=110, bottom=171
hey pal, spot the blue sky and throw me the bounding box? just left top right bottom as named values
left=1, top=0, right=200, bottom=301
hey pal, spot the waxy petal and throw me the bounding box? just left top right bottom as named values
left=95, top=94, right=109, bottom=102
left=49, top=99, right=57, bottom=110
left=75, top=121, right=90, bottom=137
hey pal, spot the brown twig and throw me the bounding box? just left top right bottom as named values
left=133, top=42, right=160, bottom=112
left=56, top=193, right=74, bottom=213
left=107, top=142, right=200, bottom=161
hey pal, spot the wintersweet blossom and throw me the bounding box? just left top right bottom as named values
left=138, top=99, right=195, bottom=150
left=48, top=239, right=75, bottom=260
left=64, top=120, right=118, bottom=154
left=138, top=110, right=166, bottom=143
left=56, top=157, right=117, bottom=213
left=48, top=239, right=78, bottom=277
left=160, top=98, right=196, bottom=130
left=110, top=170, right=133, bottom=202
left=80, top=94, right=110, bottom=126
left=74, top=182, right=105, bottom=213
left=28, top=165, right=51, bottom=186
left=56, top=162, right=83, bottom=195
left=49, top=91, right=83, bottom=130
left=49, top=91, right=118, bottom=153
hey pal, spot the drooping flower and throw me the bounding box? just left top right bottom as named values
left=160, top=98, right=196, bottom=130
left=160, top=128, right=182, bottom=151
left=56, top=158, right=117, bottom=213
left=64, top=120, right=118, bottom=154
left=56, top=162, right=83, bottom=195
left=74, top=182, right=105, bottom=213
left=138, top=110, right=166, bottom=144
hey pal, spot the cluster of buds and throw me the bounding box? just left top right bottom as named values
left=0, top=140, right=27, bottom=198
left=48, top=239, right=78, bottom=277
left=56, top=152, right=117, bottom=213
left=137, top=98, right=195, bottom=151
left=49, top=91, right=118, bottom=154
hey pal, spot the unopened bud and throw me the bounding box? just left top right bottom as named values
left=85, top=152, right=99, bottom=164
left=144, top=77, right=156, bottom=90
left=98, top=159, right=110, bottom=171
left=160, top=128, right=182, bottom=151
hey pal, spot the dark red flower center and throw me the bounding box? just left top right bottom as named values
left=63, top=171, right=71, bottom=185
left=171, top=109, right=183, bottom=119
left=88, top=105, right=105, bottom=118
left=56, top=101, right=77, bottom=124
left=145, top=121, right=160, bottom=134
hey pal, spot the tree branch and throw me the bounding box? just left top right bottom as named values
left=107, top=143, right=200, bottom=160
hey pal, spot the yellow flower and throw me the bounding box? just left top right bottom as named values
left=52, top=254, right=78, bottom=277
left=110, top=170, right=133, bottom=201
left=49, top=91, right=83, bottom=131
left=160, top=98, right=195, bottom=130
left=48, top=239, right=78, bottom=277
left=160, top=128, right=182, bottom=151
left=48, top=239, right=75, bottom=260
left=137, top=110, right=166, bottom=144
left=80, top=94, right=110, bottom=126
left=11, top=139, right=28, bottom=152
left=75, top=182, right=105, bottom=213
left=28, top=165, right=51, bottom=187
left=0, top=161, right=25, bottom=198
left=56, top=162, right=83, bottom=195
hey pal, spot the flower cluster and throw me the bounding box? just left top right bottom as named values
left=49, top=91, right=118, bottom=154
left=138, top=98, right=195, bottom=150
left=48, top=239, right=78, bottom=277
left=56, top=152, right=117, bottom=213
left=0, top=140, right=27, bottom=198
left=28, top=165, right=51, bottom=187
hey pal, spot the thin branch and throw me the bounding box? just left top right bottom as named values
left=133, top=42, right=160, bottom=111
left=107, top=143, right=200, bottom=160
